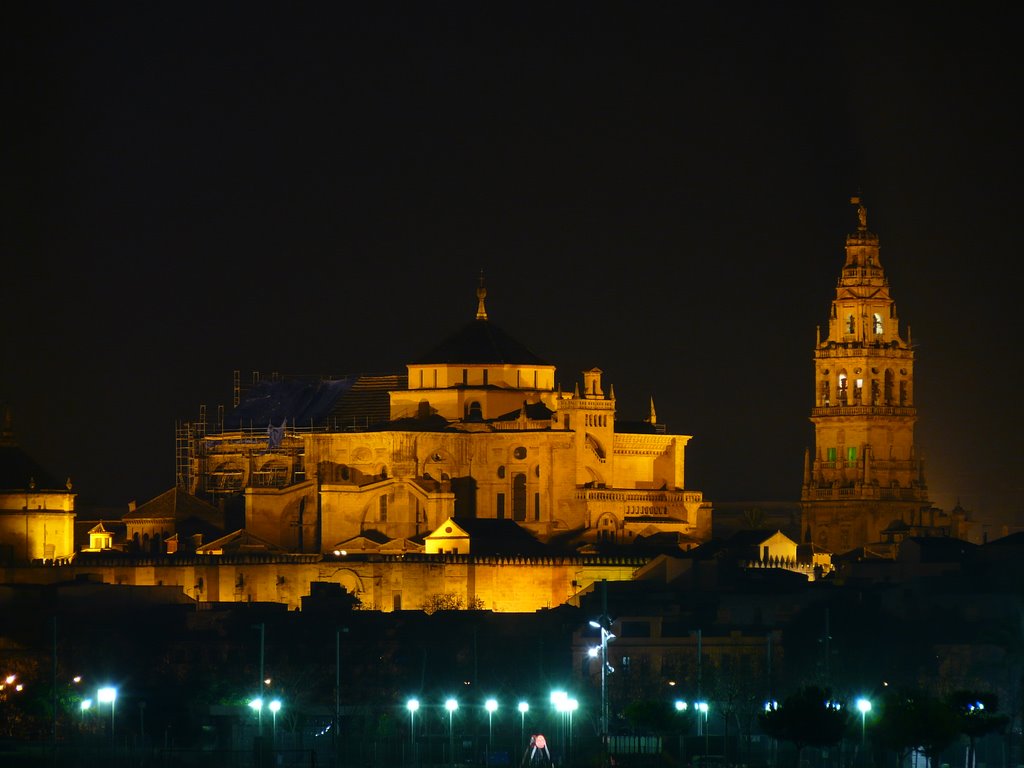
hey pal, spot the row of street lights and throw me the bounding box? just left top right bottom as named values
left=404, top=695, right=575, bottom=767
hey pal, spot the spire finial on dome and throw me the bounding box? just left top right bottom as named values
left=475, top=270, right=488, bottom=320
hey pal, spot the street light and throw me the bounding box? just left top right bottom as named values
left=696, top=701, right=709, bottom=757
left=518, top=701, right=529, bottom=753
left=675, top=701, right=688, bottom=764
left=80, top=698, right=92, bottom=727
left=249, top=697, right=264, bottom=729
left=551, top=690, right=567, bottom=750
left=856, top=697, right=872, bottom=757
left=589, top=619, right=616, bottom=750
left=269, top=699, right=281, bottom=742
left=485, top=698, right=498, bottom=764
left=249, top=695, right=264, bottom=735
left=407, top=698, right=419, bottom=766
left=445, top=698, right=458, bottom=768
left=567, top=697, right=578, bottom=764
left=97, top=686, right=117, bottom=741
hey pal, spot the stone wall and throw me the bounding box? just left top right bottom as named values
left=0, top=554, right=646, bottom=612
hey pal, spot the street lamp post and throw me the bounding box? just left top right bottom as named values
left=551, top=691, right=567, bottom=752
left=589, top=618, right=616, bottom=761
left=249, top=698, right=264, bottom=725
left=248, top=697, right=264, bottom=768
left=567, top=697, right=578, bottom=765
left=407, top=698, right=419, bottom=767
left=269, top=699, right=281, bottom=743
left=857, top=697, right=872, bottom=763
left=97, top=686, right=117, bottom=744
left=518, top=702, right=528, bottom=755
left=696, top=701, right=709, bottom=757
left=253, top=623, right=265, bottom=736
left=675, top=700, right=688, bottom=764
left=764, top=701, right=778, bottom=768
left=445, top=698, right=458, bottom=768
left=485, top=698, right=498, bottom=765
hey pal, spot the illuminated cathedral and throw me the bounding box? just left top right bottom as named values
left=177, top=277, right=712, bottom=557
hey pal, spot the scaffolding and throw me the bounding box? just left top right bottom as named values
left=174, top=405, right=207, bottom=494
left=174, top=421, right=192, bottom=491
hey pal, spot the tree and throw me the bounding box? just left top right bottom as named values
left=875, top=688, right=958, bottom=768
left=758, top=685, right=849, bottom=768
left=948, top=690, right=1009, bottom=768
left=622, top=699, right=674, bottom=735
left=423, top=593, right=485, bottom=613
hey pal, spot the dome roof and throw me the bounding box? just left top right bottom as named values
left=412, top=318, right=549, bottom=366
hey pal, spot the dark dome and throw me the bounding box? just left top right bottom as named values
left=412, top=319, right=549, bottom=366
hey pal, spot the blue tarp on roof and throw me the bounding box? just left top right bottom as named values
left=225, top=377, right=356, bottom=429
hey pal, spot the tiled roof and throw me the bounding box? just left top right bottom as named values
left=124, top=487, right=223, bottom=529
left=444, top=516, right=549, bottom=556
left=196, top=529, right=283, bottom=553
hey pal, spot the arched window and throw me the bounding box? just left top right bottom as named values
left=873, top=313, right=883, bottom=334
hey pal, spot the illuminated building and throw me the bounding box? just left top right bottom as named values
left=180, top=278, right=711, bottom=558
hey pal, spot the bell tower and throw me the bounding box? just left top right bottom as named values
left=800, top=197, right=930, bottom=553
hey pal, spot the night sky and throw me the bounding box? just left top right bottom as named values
left=3, top=3, right=1021, bottom=525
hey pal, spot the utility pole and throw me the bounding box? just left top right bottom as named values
left=335, top=628, right=340, bottom=748
left=823, top=608, right=831, bottom=687
left=52, top=616, right=57, bottom=767
left=336, top=626, right=348, bottom=763
left=252, top=623, right=265, bottom=735
left=589, top=579, right=614, bottom=768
